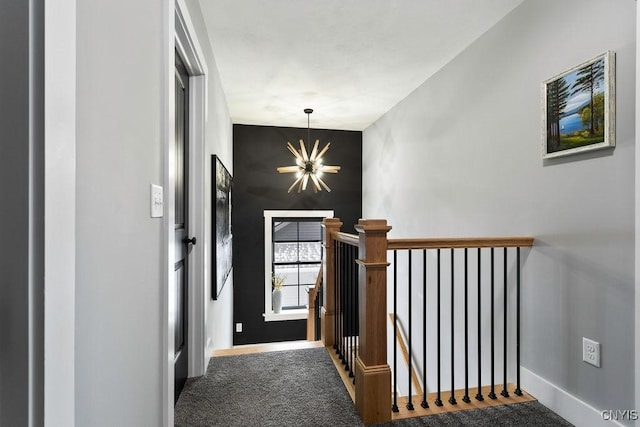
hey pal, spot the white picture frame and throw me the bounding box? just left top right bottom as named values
left=542, top=51, right=615, bottom=159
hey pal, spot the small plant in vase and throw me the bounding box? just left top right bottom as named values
left=272, top=273, right=285, bottom=313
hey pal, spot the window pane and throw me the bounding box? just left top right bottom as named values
left=273, top=264, right=298, bottom=287
left=274, top=242, right=298, bottom=263
left=273, top=221, right=298, bottom=241
left=298, top=286, right=310, bottom=307
left=281, top=285, right=301, bottom=308
left=298, top=221, right=321, bottom=241
left=298, top=242, right=322, bottom=262
left=299, top=263, right=321, bottom=285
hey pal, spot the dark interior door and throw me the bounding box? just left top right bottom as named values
left=174, top=51, right=191, bottom=403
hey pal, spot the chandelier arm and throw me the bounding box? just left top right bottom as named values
left=320, top=165, right=341, bottom=173
left=287, top=142, right=303, bottom=161
left=315, top=142, right=331, bottom=160
left=299, top=140, right=309, bottom=161
left=287, top=175, right=305, bottom=193
left=317, top=175, right=332, bottom=192
left=277, top=165, right=300, bottom=173
left=309, top=139, right=319, bottom=161
left=310, top=173, right=323, bottom=192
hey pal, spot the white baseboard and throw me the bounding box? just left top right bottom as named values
left=522, top=367, right=624, bottom=427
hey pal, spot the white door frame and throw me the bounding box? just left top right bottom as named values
left=44, top=0, right=76, bottom=425
left=164, top=1, right=208, bottom=425
left=175, top=0, right=208, bottom=379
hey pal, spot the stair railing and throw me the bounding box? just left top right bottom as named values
left=320, top=218, right=533, bottom=424
left=387, top=237, right=533, bottom=415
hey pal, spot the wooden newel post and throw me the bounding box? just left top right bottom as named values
left=321, top=217, right=342, bottom=348
left=354, top=219, right=392, bottom=424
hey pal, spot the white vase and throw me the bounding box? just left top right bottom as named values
left=272, top=289, right=282, bottom=313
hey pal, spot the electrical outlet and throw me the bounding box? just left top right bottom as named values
left=235, top=323, right=243, bottom=333
left=582, top=337, right=600, bottom=367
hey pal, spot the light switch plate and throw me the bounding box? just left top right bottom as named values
left=151, top=184, right=163, bottom=218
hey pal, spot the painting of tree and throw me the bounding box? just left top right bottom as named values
left=542, top=51, right=615, bottom=159
left=570, top=58, right=604, bottom=137
left=546, top=77, right=570, bottom=152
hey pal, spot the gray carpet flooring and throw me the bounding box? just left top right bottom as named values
left=175, top=347, right=573, bottom=427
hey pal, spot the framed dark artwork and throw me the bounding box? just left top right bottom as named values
left=542, top=51, right=615, bottom=159
left=212, top=155, right=232, bottom=300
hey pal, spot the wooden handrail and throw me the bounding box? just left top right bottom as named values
left=333, top=231, right=359, bottom=247
left=311, top=265, right=322, bottom=297
left=388, top=236, right=534, bottom=250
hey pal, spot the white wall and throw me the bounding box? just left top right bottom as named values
left=184, top=0, right=234, bottom=356
left=71, top=0, right=233, bottom=424
left=363, top=0, right=635, bottom=424
left=75, top=1, right=165, bottom=425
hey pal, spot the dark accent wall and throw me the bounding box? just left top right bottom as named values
left=232, top=124, right=362, bottom=345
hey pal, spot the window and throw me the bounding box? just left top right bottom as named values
left=263, top=210, right=333, bottom=321
left=273, top=220, right=322, bottom=309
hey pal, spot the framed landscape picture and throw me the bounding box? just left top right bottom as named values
left=542, top=51, right=615, bottom=159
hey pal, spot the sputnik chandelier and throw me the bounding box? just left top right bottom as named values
left=277, top=108, right=341, bottom=193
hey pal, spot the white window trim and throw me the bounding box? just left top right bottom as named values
left=263, top=210, right=333, bottom=322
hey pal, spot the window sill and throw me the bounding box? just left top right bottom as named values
left=263, top=308, right=308, bottom=322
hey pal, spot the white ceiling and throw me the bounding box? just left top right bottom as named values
left=198, top=0, right=523, bottom=131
